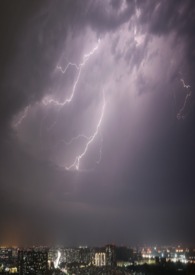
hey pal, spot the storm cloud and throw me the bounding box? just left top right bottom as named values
left=0, top=0, right=195, bottom=247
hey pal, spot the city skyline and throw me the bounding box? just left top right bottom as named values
left=0, top=0, right=195, bottom=247
left=2, top=244, right=195, bottom=274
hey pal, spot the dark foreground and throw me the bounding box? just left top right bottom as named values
left=1, top=262, right=195, bottom=275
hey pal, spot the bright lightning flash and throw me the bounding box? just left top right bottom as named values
left=43, top=39, right=105, bottom=171
left=64, top=134, right=91, bottom=146
left=42, top=39, right=100, bottom=106
left=65, top=92, right=106, bottom=171
left=13, top=106, right=30, bottom=128
left=177, top=78, right=192, bottom=120
left=180, top=78, right=191, bottom=89
left=12, top=39, right=105, bottom=171
left=54, top=250, right=61, bottom=269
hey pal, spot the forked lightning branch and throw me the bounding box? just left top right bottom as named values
left=13, top=40, right=106, bottom=171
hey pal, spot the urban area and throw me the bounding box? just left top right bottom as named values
left=1, top=244, right=195, bottom=274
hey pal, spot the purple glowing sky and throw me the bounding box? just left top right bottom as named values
left=0, top=0, right=195, bottom=246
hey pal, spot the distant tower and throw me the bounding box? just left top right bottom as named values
left=105, top=244, right=116, bottom=267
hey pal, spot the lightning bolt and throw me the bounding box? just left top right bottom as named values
left=12, top=39, right=105, bottom=171
left=180, top=78, right=191, bottom=89
left=44, top=39, right=105, bottom=171
left=96, top=133, right=103, bottom=165
left=65, top=91, right=106, bottom=171
left=42, top=39, right=100, bottom=107
left=54, top=250, right=61, bottom=269
left=63, top=134, right=91, bottom=146
left=12, top=106, right=30, bottom=128
left=177, top=79, right=192, bottom=120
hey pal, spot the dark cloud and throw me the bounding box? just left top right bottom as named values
left=0, top=0, right=195, bottom=247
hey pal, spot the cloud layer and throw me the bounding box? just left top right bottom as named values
left=0, top=0, right=195, bottom=246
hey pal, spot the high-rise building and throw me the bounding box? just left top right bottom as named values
left=0, top=247, right=13, bottom=264
left=94, top=252, right=106, bottom=266
left=18, top=249, right=48, bottom=275
left=105, top=244, right=116, bottom=267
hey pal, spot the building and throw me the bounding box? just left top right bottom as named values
left=0, top=247, right=13, bottom=264
left=18, top=249, right=48, bottom=275
left=116, top=246, right=133, bottom=266
left=105, top=245, right=116, bottom=267
left=94, top=252, right=106, bottom=266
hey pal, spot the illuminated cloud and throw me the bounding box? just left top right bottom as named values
left=0, top=0, right=195, bottom=246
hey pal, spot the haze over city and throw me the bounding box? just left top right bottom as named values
left=0, top=0, right=195, bottom=248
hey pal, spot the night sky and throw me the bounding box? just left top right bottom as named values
left=0, top=0, right=195, bottom=247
